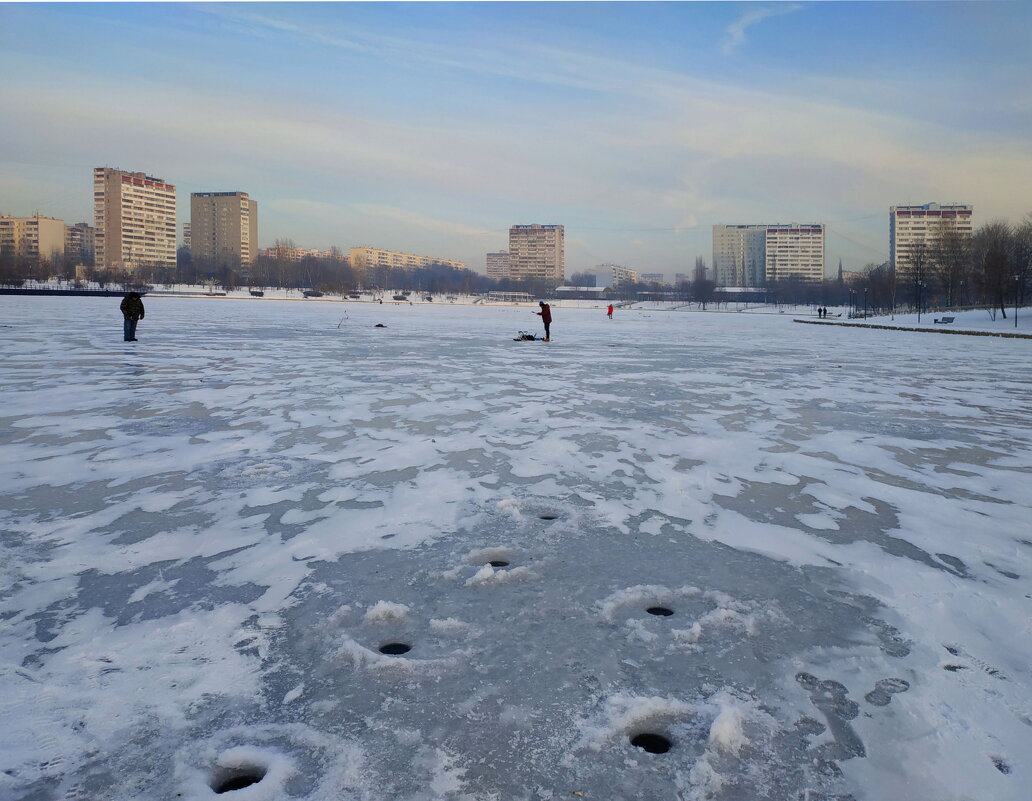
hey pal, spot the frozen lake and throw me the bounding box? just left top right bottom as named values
left=1, top=296, right=1030, bottom=801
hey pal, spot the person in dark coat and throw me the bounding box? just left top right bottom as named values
left=120, top=292, right=145, bottom=341
left=535, top=301, right=552, bottom=341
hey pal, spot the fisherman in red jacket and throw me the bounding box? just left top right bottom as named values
left=535, top=301, right=552, bottom=341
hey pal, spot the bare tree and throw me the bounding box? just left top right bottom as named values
left=973, top=220, right=1013, bottom=319
left=929, top=218, right=972, bottom=308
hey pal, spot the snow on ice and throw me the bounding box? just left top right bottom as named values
left=0, top=295, right=1030, bottom=801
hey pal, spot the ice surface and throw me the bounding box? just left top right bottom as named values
left=1, top=296, right=1030, bottom=800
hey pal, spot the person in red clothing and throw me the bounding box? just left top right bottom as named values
left=535, top=301, right=552, bottom=341
left=607, top=303, right=614, bottom=319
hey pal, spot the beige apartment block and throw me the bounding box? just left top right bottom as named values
left=486, top=250, right=510, bottom=280
left=94, top=167, right=177, bottom=271
left=765, top=224, right=825, bottom=283
left=349, top=246, right=466, bottom=273
left=64, top=222, right=95, bottom=264
left=508, top=224, right=564, bottom=284
left=191, top=192, right=258, bottom=266
left=0, top=214, right=66, bottom=263
left=890, top=203, right=972, bottom=272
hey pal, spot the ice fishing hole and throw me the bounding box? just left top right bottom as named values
left=646, top=606, right=674, bottom=617
left=211, top=766, right=267, bottom=794
left=630, top=733, right=672, bottom=754
left=379, top=642, right=411, bottom=655
left=489, top=560, right=509, bottom=567
left=539, top=514, right=558, bottom=520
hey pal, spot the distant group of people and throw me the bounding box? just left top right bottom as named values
left=817, top=306, right=830, bottom=319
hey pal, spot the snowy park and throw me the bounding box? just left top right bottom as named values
left=1, top=295, right=1030, bottom=801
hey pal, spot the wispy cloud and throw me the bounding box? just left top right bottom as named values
left=722, top=4, right=803, bottom=55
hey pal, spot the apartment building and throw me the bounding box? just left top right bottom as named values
left=593, top=264, right=639, bottom=288
left=64, top=222, right=95, bottom=265
left=348, top=246, right=466, bottom=273
left=712, top=224, right=767, bottom=286
left=640, top=272, right=665, bottom=283
left=486, top=250, right=510, bottom=280
left=182, top=223, right=191, bottom=251
left=190, top=192, right=258, bottom=266
left=764, top=224, right=825, bottom=283
left=890, top=203, right=973, bottom=272
left=713, top=222, right=825, bottom=285
left=0, top=214, right=65, bottom=261
left=94, top=167, right=176, bottom=271
left=508, top=224, right=564, bottom=284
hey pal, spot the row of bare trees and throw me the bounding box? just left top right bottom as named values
left=849, top=217, right=1031, bottom=317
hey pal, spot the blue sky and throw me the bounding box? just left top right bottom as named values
left=1, top=1, right=1030, bottom=277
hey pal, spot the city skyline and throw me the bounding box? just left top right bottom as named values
left=1, top=2, right=1030, bottom=278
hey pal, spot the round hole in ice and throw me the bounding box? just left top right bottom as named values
left=211, top=766, right=267, bottom=794
left=538, top=514, right=558, bottom=520
left=489, top=560, right=510, bottom=567
left=630, top=733, right=672, bottom=754
left=379, top=642, right=411, bottom=655
left=646, top=606, right=674, bottom=617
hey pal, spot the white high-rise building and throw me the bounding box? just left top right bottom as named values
left=190, top=192, right=258, bottom=266
left=713, top=223, right=825, bottom=285
left=508, top=224, right=564, bottom=284
left=712, top=224, right=766, bottom=286
left=592, top=264, right=639, bottom=288
left=94, top=167, right=177, bottom=271
left=764, top=224, right=825, bottom=283
left=890, top=203, right=973, bottom=272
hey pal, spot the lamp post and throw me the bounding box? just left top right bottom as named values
left=864, top=287, right=868, bottom=319
left=1016, top=274, right=1021, bottom=329
left=917, top=281, right=924, bottom=325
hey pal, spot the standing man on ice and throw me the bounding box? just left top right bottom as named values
left=535, top=301, right=552, bottom=342
left=120, top=291, right=145, bottom=342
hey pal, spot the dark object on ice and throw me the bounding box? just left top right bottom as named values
left=249, top=290, right=264, bottom=297
left=538, top=514, right=557, bottom=520
left=379, top=642, right=411, bottom=655
left=646, top=606, right=674, bottom=617
left=992, top=757, right=1011, bottom=774
left=303, top=290, right=324, bottom=298
left=630, top=733, right=672, bottom=753
left=489, top=560, right=509, bottom=568
left=392, top=294, right=407, bottom=301
left=374, top=323, right=387, bottom=328
left=211, top=765, right=267, bottom=794
left=120, top=291, right=145, bottom=341
left=514, top=330, right=536, bottom=341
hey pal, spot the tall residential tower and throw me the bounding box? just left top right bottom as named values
left=508, top=224, right=564, bottom=285
left=190, top=192, right=258, bottom=266
left=890, top=203, right=973, bottom=273
left=94, top=167, right=177, bottom=271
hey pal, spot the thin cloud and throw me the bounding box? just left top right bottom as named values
left=723, top=4, right=804, bottom=55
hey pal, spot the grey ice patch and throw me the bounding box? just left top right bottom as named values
left=864, top=678, right=910, bottom=706
left=796, top=673, right=865, bottom=762
left=861, top=615, right=912, bottom=658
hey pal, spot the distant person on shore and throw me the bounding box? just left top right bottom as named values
left=120, top=291, right=145, bottom=341
left=535, top=301, right=552, bottom=341
left=607, top=303, right=614, bottom=319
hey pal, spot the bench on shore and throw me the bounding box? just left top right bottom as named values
left=934, top=316, right=956, bottom=325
